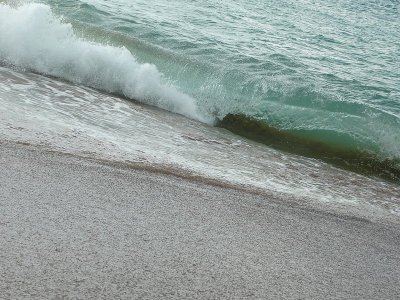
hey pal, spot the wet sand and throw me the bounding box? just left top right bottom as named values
left=1, top=141, right=399, bottom=299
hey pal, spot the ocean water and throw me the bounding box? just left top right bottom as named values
left=0, top=1, right=400, bottom=222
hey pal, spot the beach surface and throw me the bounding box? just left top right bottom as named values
left=1, top=141, right=399, bottom=299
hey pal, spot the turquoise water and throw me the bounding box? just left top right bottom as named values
left=2, top=0, right=400, bottom=160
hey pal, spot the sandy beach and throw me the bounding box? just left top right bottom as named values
left=1, top=141, right=399, bottom=299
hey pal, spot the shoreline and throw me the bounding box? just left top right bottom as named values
left=1, top=141, right=400, bottom=298
left=2, top=139, right=399, bottom=227
left=1, top=65, right=400, bottom=228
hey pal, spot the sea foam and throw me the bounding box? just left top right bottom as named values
left=0, top=3, right=211, bottom=123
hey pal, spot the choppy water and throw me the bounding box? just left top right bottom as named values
left=43, top=0, right=400, bottom=157
left=0, top=1, right=400, bottom=221
left=2, top=0, right=400, bottom=154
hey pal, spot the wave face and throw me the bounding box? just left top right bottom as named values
left=2, top=0, right=400, bottom=164
left=0, top=2, right=210, bottom=123
left=217, top=114, right=400, bottom=183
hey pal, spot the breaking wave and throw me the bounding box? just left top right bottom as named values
left=0, top=2, right=212, bottom=123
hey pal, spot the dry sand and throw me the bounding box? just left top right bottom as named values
left=1, top=141, right=399, bottom=299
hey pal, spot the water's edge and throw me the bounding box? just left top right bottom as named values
left=5, top=139, right=399, bottom=229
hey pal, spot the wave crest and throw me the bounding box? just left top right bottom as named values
left=0, top=2, right=211, bottom=123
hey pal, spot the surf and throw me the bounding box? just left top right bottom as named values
left=1, top=1, right=399, bottom=183
left=0, top=2, right=211, bottom=123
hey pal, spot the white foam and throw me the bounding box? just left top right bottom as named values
left=0, top=2, right=212, bottom=123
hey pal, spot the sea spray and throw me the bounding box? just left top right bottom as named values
left=0, top=2, right=212, bottom=123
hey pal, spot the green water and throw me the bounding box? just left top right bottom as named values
left=217, top=113, right=400, bottom=182
left=39, top=0, right=400, bottom=161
